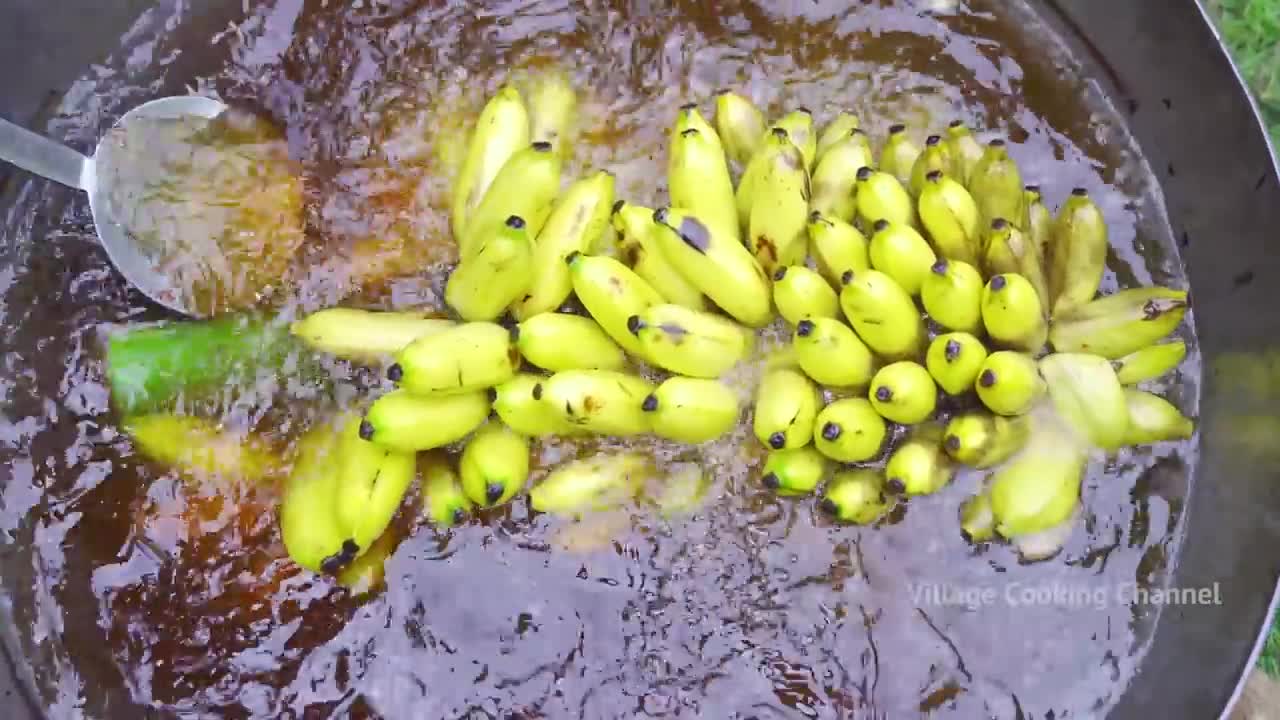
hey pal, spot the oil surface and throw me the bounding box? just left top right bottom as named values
left=0, top=0, right=1198, bottom=718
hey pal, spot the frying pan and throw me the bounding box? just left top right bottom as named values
left=1, top=0, right=1278, bottom=718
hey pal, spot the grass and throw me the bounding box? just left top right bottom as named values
left=1209, top=0, right=1280, bottom=145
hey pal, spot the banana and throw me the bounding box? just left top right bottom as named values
left=816, top=112, right=861, bottom=161
left=291, top=309, right=455, bottom=364
left=1023, top=185, right=1052, bottom=256
left=793, top=317, right=875, bottom=388
left=868, top=218, right=937, bottom=296
left=1038, top=352, right=1128, bottom=451
left=819, top=468, right=894, bottom=524
left=460, top=422, right=530, bottom=506
left=920, top=259, right=984, bottom=334
left=884, top=428, right=954, bottom=496
left=335, top=416, right=417, bottom=553
left=771, top=108, right=817, bottom=171
left=944, top=120, right=984, bottom=185
left=754, top=368, right=821, bottom=450
left=761, top=446, right=828, bottom=497
left=981, top=273, right=1047, bottom=352
left=1012, top=511, right=1079, bottom=562
left=569, top=252, right=665, bottom=356
left=814, top=398, right=888, bottom=463
left=1047, top=287, right=1188, bottom=359
left=451, top=85, right=530, bottom=241
left=909, top=135, right=953, bottom=196
left=446, top=215, right=534, bottom=321
left=523, top=66, right=578, bottom=159
left=361, top=390, right=491, bottom=452
left=989, top=433, right=1085, bottom=538
left=1047, top=188, right=1109, bottom=316
left=493, top=373, right=582, bottom=437
left=975, top=351, right=1046, bottom=416
left=643, top=377, right=740, bottom=444
left=669, top=104, right=740, bottom=244
left=390, top=321, right=518, bottom=395
left=1121, top=389, right=1194, bottom=445
left=879, top=123, right=921, bottom=188
left=1112, top=340, right=1187, bottom=385
left=773, top=265, right=839, bottom=325
left=855, top=167, right=917, bottom=229
left=124, top=414, right=281, bottom=486
left=514, top=171, right=617, bottom=319
left=736, top=146, right=768, bottom=229
left=653, top=463, right=711, bottom=518
left=869, top=361, right=937, bottom=425
left=807, top=212, right=870, bottom=287
left=652, top=207, right=773, bottom=327
left=337, top=527, right=397, bottom=595
left=516, top=312, right=625, bottom=372
left=917, top=171, right=982, bottom=265
left=714, top=90, right=767, bottom=166
left=459, top=142, right=562, bottom=260
left=943, top=412, right=1031, bottom=468
left=968, top=139, right=1024, bottom=227
left=810, top=130, right=872, bottom=223
left=748, top=128, right=811, bottom=273
left=613, top=201, right=706, bottom=310
left=959, top=491, right=996, bottom=542
left=925, top=332, right=988, bottom=396
left=280, top=418, right=351, bottom=573
left=529, top=452, right=651, bottom=516
left=422, top=454, right=473, bottom=528
left=631, top=303, right=753, bottom=378
left=983, top=218, right=1049, bottom=310
left=839, top=268, right=925, bottom=360
left=541, top=370, right=654, bottom=436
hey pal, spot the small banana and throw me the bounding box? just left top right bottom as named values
left=810, top=130, right=872, bottom=223
left=569, top=252, right=664, bottom=356
left=981, top=274, right=1047, bottom=353
left=773, top=265, right=839, bottom=325
left=529, top=452, right=651, bottom=516
left=819, top=469, right=894, bottom=524
left=669, top=104, right=740, bottom=244
left=653, top=463, right=711, bottom=518
left=748, top=128, right=811, bottom=273
left=493, top=373, right=582, bottom=437
left=1047, top=188, right=1109, bottom=316
left=968, top=139, right=1024, bottom=227
left=943, top=412, right=1031, bottom=468
left=909, top=135, right=953, bottom=196
left=361, top=390, right=491, bottom=452
left=613, top=201, right=707, bottom=310
left=422, top=454, right=474, bottom=528
left=460, top=422, right=530, bottom=506
left=389, top=321, right=518, bottom=395
left=1047, top=287, right=1188, bottom=359
left=291, top=309, right=455, bottom=364
left=839, top=268, right=925, bottom=360
left=522, top=66, right=578, bottom=159
left=125, top=414, right=281, bottom=486
left=917, top=170, right=981, bottom=265
left=869, top=361, right=937, bottom=425
left=1012, top=512, right=1079, bottom=562
left=879, top=123, right=921, bottom=188
left=920, top=259, right=984, bottom=334
left=1023, top=185, right=1052, bottom=257
left=516, top=312, right=625, bottom=372
left=816, top=112, right=861, bottom=161
left=944, top=120, right=984, bottom=185
left=984, top=218, right=1050, bottom=310
left=1122, top=389, right=1194, bottom=445
left=884, top=428, right=954, bottom=496
left=541, top=370, right=654, bottom=436
left=807, top=212, right=870, bottom=287
left=959, top=491, right=996, bottom=542
left=1038, top=352, right=1128, bottom=451
left=855, top=167, right=917, bottom=229
left=1112, top=340, right=1187, bottom=385
left=629, top=303, right=753, bottom=379
left=446, top=215, right=534, bottom=321
left=451, top=85, right=530, bottom=241
left=814, top=398, right=888, bottom=463
left=989, top=433, right=1085, bottom=538
left=925, top=332, right=988, bottom=396
left=868, top=218, right=937, bottom=296
left=975, top=351, right=1046, bottom=416
left=335, top=416, right=417, bottom=553
left=336, top=527, right=398, bottom=594
left=771, top=108, right=817, bottom=171
left=714, top=90, right=767, bottom=166
left=754, top=368, right=821, bottom=450
left=643, top=377, right=740, bottom=444
left=652, top=207, right=773, bottom=327
left=514, top=171, right=617, bottom=319
left=459, top=142, right=562, bottom=260
left=280, top=419, right=350, bottom=573
left=761, top=446, right=828, bottom=497
left=793, top=317, right=875, bottom=388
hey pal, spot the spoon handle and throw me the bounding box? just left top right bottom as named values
left=0, top=118, right=90, bottom=191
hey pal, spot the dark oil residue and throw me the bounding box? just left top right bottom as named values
left=0, top=0, right=1198, bottom=718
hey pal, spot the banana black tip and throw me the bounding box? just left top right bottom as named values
left=487, top=387, right=499, bottom=403
left=565, top=250, right=582, bottom=266
left=1025, top=184, right=1041, bottom=193
left=761, top=472, right=781, bottom=490
left=944, top=339, right=961, bottom=361
left=797, top=106, right=812, bottom=115
left=680, top=127, right=700, bottom=138
left=989, top=138, right=1006, bottom=147
left=641, top=394, right=658, bottom=412
left=990, top=275, right=1008, bottom=291
left=991, top=217, right=1008, bottom=230
left=821, top=422, right=842, bottom=441
left=358, top=419, right=375, bottom=441
left=532, top=141, right=553, bottom=152
left=773, top=266, right=788, bottom=282
left=485, top=483, right=505, bottom=504
left=889, top=123, right=906, bottom=134
left=808, top=209, right=824, bottom=224
left=945, top=434, right=961, bottom=451
left=979, top=370, right=996, bottom=387
left=819, top=498, right=839, bottom=516
left=925, top=134, right=942, bottom=146
left=505, top=215, right=526, bottom=229
left=925, top=169, right=943, bottom=182
left=872, top=219, right=890, bottom=233
left=771, top=126, right=789, bottom=140
left=387, top=363, right=404, bottom=382
left=855, top=166, right=873, bottom=181
left=611, top=199, right=626, bottom=215
left=796, top=319, right=815, bottom=337
left=768, top=432, right=787, bottom=450
left=452, top=507, right=466, bottom=525
left=931, top=260, right=949, bottom=275
left=653, top=207, right=669, bottom=225
left=886, top=477, right=906, bottom=495
left=948, top=119, right=965, bottom=128
left=1071, top=187, right=1089, bottom=197
left=626, top=315, right=645, bottom=335
left=840, top=269, right=855, bottom=285
left=874, top=386, right=892, bottom=402
left=679, top=101, right=697, bottom=111
left=532, top=382, right=543, bottom=400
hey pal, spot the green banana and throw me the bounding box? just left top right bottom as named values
left=748, top=128, right=811, bottom=273
left=943, top=412, right=1031, bottom=468
left=810, top=130, right=872, bottom=223
left=989, top=432, right=1085, bottom=538
left=917, top=170, right=982, bottom=266
left=975, top=351, right=1046, bottom=416
left=855, top=167, right=917, bottom=229
left=920, top=259, right=984, bottom=334
left=529, top=452, right=651, bottom=516
left=631, top=303, right=753, bottom=378
left=459, top=142, right=561, bottom=260
left=816, top=112, right=861, bottom=161
left=523, top=66, right=578, bottom=158
left=909, top=135, right=953, bottom=196
left=715, top=90, right=766, bottom=166
left=944, top=120, right=984, bottom=185
left=773, top=265, right=839, bottom=325
left=839, top=268, right=925, bottom=360
left=541, top=370, right=654, bottom=436
left=761, top=446, right=828, bottom=497
left=969, top=139, right=1024, bottom=227
left=925, top=332, right=988, bottom=396
left=984, top=218, right=1049, bottom=310
left=879, top=123, right=921, bottom=188
left=754, top=368, right=820, bottom=450
left=959, top=491, right=996, bottom=542
left=652, top=207, right=773, bottom=327
left=569, top=252, right=665, bottom=356
left=514, top=171, right=617, bottom=319
left=124, top=414, right=281, bottom=486
left=643, top=377, right=741, bottom=444
left=1038, top=352, right=1128, bottom=451
left=446, top=215, right=534, bottom=321
left=390, top=321, right=517, bottom=395
left=1047, top=287, right=1188, bottom=358
left=280, top=418, right=352, bottom=573
left=493, top=373, right=581, bottom=437
left=1122, top=389, right=1195, bottom=445
left=884, top=428, right=954, bottom=496
left=653, top=463, right=712, bottom=518
left=1047, top=188, right=1109, bottom=316
left=335, top=416, right=417, bottom=553
left=868, top=218, right=937, bottom=296
left=807, top=212, right=870, bottom=287
left=1112, top=340, right=1187, bottom=385
left=460, top=422, right=530, bottom=506
left=422, top=454, right=473, bottom=528
left=1023, top=185, right=1052, bottom=257
left=981, top=274, right=1047, bottom=352
left=819, top=468, right=893, bottom=524
left=771, top=108, right=817, bottom=171
left=361, top=390, right=491, bottom=452
left=290, top=309, right=454, bottom=364
left=669, top=104, right=740, bottom=244
left=869, top=361, right=937, bottom=425
left=793, top=317, right=875, bottom=389
left=451, top=85, right=530, bottom=241
left=814, top=398, right=887, bottom=463
left=613, top=201, right=706, bottom=310
left=516, top=312, right=625, bottom=372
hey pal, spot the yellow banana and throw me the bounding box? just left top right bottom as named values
left=820, top=469, right=894, bottom=524
left=569, top=252, right=664, bottom=356
left=975, top=351, right=1046, bottom=416
left=541, top=370, right=654, bottom=436
left=943, top=412, right=1031, bottom=467
left=839, top=268, right=925, bottom=360
left=669, top=104, right=740, bottom=244
left=855, top=167, right=917, bottom=229
left=290, top=309, right=454, bottom=364
left=1047, top=287, right=1188, bottom=358
left=1023, top=185, right=1052, bottom=257
left=1038, top=352, right=1128, bottom=451
left=1122, top=389, right=1194, bottom=445
left=917, top=170, right=981, bottom=265
left=761, top=446, right=828, bottom=497
left=984, top=218, right=1049, bottom=310
left=959, top=491, right=996, bottom=542
left=360, top=390, right=491, bottom=452
left=754, top=368, right=820, bottom=450
left=807, top=212, right=870, bottom=287
left=773, top=265, right=839, bottom=325
left=446, top=214, right=534, bottom=321
left=869, top=361, right=937, bottom=425
left=459, top=142, right=561, bottom=260
left=814, top=398, right=887, bottom=463
left=460, top=422, right=530, bottom=506
left=652, top=207, right=773, bottom=327
left=714, top=90, right=766, bottom=166
left=748, top=128, right=811, bottom=273
left=884, top=427, right=954, bottom=496
left=793, top=317, right=875, bottom=388
left=868, top=218, right=937, bottom=296
left=451, top=85, right=530, bottom=241
left=816, top=112, right=861, bottom=161
left=879, top=123, right=921, bottom=188
left=630, top=303, right=753, bottom=378
left=516, top=312, right=625, bottom=372
left=909, top=135, right=953, bottom=196
left=280, top=418, right=351, bottom=573
left=981, top=273, right=1047, bottom=352
left=968, top=139, right=1024, bottom=226
left=944, top=120, right=984, bottom=185
left=810, top=130, right=872, bottom=223
left=336, top=527, right=398, bottom=595
left=925, top=332, right=988, bottom=396
left=1112, top=340, right=1187, bottom=385
left=771, top=108, right=817, bottom=171
left=124, top=414, right=281, bottom=486
left=390, top=321, right=518, bottom=395
left=335, top=416, right=417, bottom=553
left=642, top=377, right=741, bottom=444
left=493, top=373, right=582, bottom=437
left=613, top=201, right=706, bottom=310
left=1012, top=513, right=1079, bottom=562
left=522, top=66, right=578, bottom=159
left=422, top=454, right=474, bottom=528
left=920, top=259, right=984, bottom=334
left=514, top=171, right=617, bottom=319
left=529, top=452, right=651, bottom=516
left=989, top=432, right=1085, bottom=538
left=1047, top=188, right=1109, bottom=316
